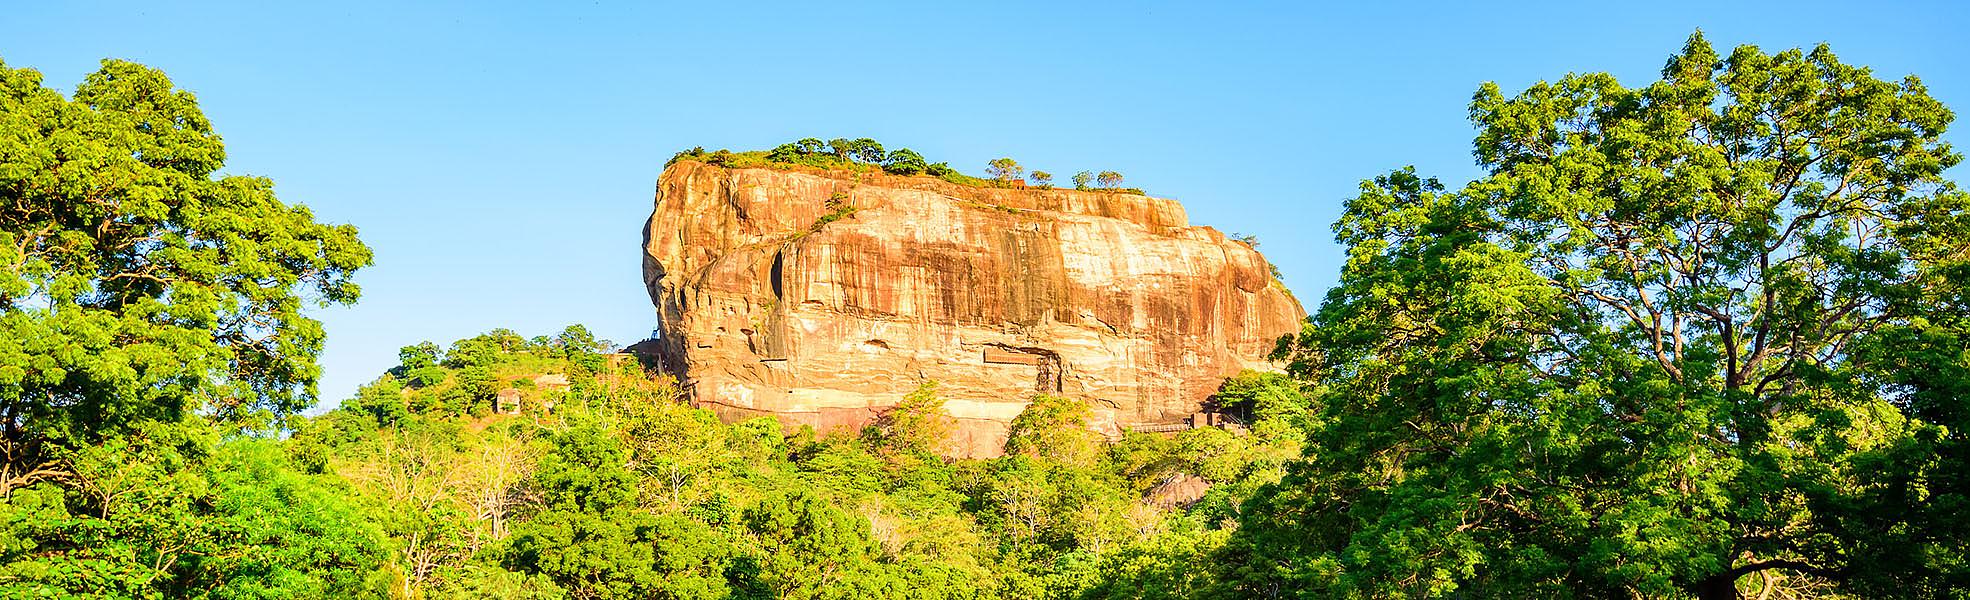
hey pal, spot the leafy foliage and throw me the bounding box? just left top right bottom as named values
left=0, top=57, right=372, bottom=462
left=280, top=330, right=1314, bottom=599
left=1217, top=33, right=1970, bottom=599
left=882, top=148, right=928, bottom=175
left=864, top=382, right=955, bottom=456
left=987, top=158, right=1024, bottom=183
left=19, top=36, right=1964, bottom=600
left=673, top=140, right=1152, bottom=195
left=1004, top=395, right=1100, bottom=468
left=0, top=57, right=386, bottom=599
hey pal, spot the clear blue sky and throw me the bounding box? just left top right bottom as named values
left=7, top=1, right=1967, bottom=408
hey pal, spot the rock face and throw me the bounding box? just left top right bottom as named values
left=642, top=160, right=1304, bottom=456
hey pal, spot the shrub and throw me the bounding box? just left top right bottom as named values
left=766, top=143, right=803, bottom=163
left=669, top=140, right=1155, bottom=196
left=883, top=148, right=928, bottom=175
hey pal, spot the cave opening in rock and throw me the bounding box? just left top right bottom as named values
left=769, top=250, right=784, bottom=300
left=983, top=344, right=1062, bottom=393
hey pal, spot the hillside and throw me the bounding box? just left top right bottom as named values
left=295, top=327, right=1312, bottom=598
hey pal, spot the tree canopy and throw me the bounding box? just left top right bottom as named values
left=1219, top=32, right=1970, bottom=599
left=276, top=327, right=1314, bottom=599
left=0, top=58, right=372, bottom=450
left=987, top=157, right=1024, bottom=183
left=0, top=58, right=378, bottom=597
left=9, top=34, right=1968, bottom=600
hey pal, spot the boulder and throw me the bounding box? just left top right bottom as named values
left=642, top=160, right=1304, bottom=456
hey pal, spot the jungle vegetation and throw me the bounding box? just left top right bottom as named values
left=4, top=32, right=1969, bottom=599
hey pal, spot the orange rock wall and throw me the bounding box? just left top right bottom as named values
left=642, top=161, right=1304, bottom=456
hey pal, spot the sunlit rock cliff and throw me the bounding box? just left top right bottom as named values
left=642, top=160, right=1304, bottom=456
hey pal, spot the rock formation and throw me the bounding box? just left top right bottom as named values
left=642, top=159, right=1304, bottom=456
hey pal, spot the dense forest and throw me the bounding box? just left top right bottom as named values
left=4, top=33, right=1969, bottom=599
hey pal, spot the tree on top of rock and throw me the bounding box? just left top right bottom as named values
left=825, top=138, right=884, bottom=164
left=850, top=138, right=885, bottom=163
left=986, top=158, right=1024, bottom=183
left=882, top=148, right=928, bottom=175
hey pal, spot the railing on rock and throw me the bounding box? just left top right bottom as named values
left=1125, top=411, right=1250, bottom=435
left=1129, top=422, right=1192, bottom=434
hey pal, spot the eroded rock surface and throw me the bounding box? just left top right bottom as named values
left=642, top=160, right=1304, bottom=456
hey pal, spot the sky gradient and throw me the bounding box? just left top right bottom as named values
left=7, top=1, right=1967, bottom=408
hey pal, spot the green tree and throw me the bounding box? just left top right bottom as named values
left=882, top=148, right=928, bottom=175
left=1095, top=171, right=1123, bottom=189
left=443, top=338, right=498, bottom=369
left=400, top=342, right=443, bottom=371
left=822, top=138, right=884, bottom=163
left=432, top=566, right=568, bottom=600
left=0, top=57, right=381, bottom=597
left=555, top=323, right=603, bottom=350
left=507, top=425, right=734, bottom=599
left=0, top=434, right=391, bottom=598
left=1029, top=171, right=1053, bottom=187
left=850, top=138, right=885, bottom=163
left=0, top=58, right=372, bottom=482
left=552, top=323, right=610, bottom=372
left=1209, top=370, right=1311, bottom=434
left=1078, top=530, right=1228, bottom=600
left=767, top=143, right=804, bottom=163
left=1222, top=34, right=1969, bottom=599
left=741, top=490, right=884, bottom=597
left=977, top=457, right=1057, bottom=553
left=1004, top=395, right=1099, bottom=467
left=1072, top=171, right=1094, bottom=190
left=986, top=158, right=1024, bottom=183
left=407, top=365, right=448, bottom=388
left=865, top=382, right=953, bottom=456
left=345, top=377, right=411, bottom=427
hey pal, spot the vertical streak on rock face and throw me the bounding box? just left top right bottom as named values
left=642, top=160, right=1306, bottom=456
